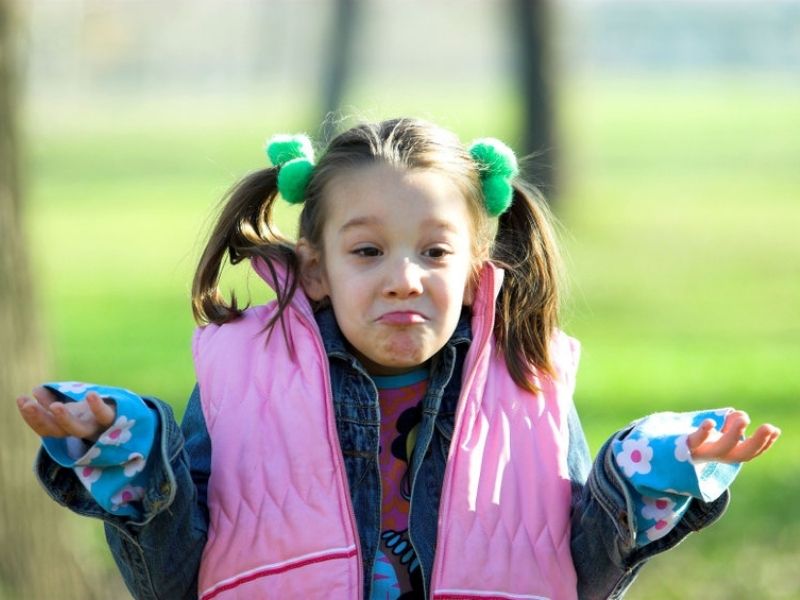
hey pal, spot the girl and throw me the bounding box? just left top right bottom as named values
left=18, top=118, right=779, bottom=600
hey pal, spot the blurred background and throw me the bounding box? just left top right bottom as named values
left=1, top=0, right=798, bottom=598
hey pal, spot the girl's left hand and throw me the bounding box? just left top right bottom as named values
left=687, top=410, right=781, bottom=463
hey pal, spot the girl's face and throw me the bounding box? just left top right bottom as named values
left=298, top=163, right=477, bottom=375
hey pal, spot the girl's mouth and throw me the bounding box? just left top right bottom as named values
left=377, top=311, right=427, bottom=325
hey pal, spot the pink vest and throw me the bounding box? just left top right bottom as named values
left=192, top=260, right=580, bottom=600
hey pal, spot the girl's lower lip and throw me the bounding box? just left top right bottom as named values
left=378, top=312, right=427, bottom=325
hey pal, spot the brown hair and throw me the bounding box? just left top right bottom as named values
left=192, top=118, right=562, bottom=390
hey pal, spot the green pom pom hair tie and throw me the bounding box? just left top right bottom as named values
left=265, top=132, right=517, bottom=215
left=468, top=138, right=519, bottom=217
left=265, top=134, right=316, bottom=205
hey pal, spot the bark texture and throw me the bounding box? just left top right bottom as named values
left=0, top=1, right=110, bottom=597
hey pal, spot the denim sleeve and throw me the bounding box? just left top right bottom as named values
left=35, top=384, right=210, bottom=600
left=568, top=406, right=730, bottom=600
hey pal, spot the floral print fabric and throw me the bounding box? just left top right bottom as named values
left=370, top=370, right=428, bottom=600
left=612, top=408, right=742, bottom=545
left=40, top=382, right=156, bottom=518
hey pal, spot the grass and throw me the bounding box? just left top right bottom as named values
left=23, top=75, right=800, bottom=598
left=558, top=75, right=800, bottom=598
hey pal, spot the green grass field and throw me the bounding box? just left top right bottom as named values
left=24, top=75, right=800, bottom=598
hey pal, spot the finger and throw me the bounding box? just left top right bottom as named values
left=16, top=396, right=68, bottom=437
left=49, top=401, right=95, bottom=439
left=731, top=424, right=782, bottom=462
left=694, top=413, right=750, bottom=460
left=31, top=385, right=61, bottom=410
left=724, top=431, right=771, bottom=463
left=722, top=410, right=750, bottom=434
left=720, top=412, right=750, bottom=445
left=687, top=419, right=716, bottom=452
left=85, top=392, right=116, bottom=428
left=756, top=423, right=781, bottom=456
left=761, top=428, right=782, bottom=454
left=16, top=396, right=45, bottom=433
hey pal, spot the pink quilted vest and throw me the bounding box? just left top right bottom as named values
left=192, top=260, right=580, bottom=600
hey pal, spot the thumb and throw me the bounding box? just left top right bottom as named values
left=686, top=419, right=716, bottom=453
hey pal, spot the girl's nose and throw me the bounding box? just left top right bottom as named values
left=383, top=258, right=424, bottom=298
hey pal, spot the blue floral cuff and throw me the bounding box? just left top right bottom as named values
left=40, top=382, right=157, bottom=518
left=612, top=408, right=742, bottom=546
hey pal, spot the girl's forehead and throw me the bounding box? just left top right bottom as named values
left=323, top=163, right=472, bottom=225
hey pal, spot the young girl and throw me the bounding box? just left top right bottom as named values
left=18, top=118, right=779, bottom=600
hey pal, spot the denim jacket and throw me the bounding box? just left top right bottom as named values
left=35, top=308, right=730, bottom=600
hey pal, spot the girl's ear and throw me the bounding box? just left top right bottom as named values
left=463, top=278, right=476, bottom=306
left=295, top=238, right=330, bottom=301
left=463, top=262, right=483, bottom=307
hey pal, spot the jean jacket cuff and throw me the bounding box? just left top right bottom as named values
left=589, top=427, right=730, bottom=570
left=35, top=397, right=183, bottom=529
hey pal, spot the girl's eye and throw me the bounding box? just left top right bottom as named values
left=353, top=246, right=382, bottom=258
left=424, top=247, right=451, bottom=260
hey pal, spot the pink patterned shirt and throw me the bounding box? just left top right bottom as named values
left=370, top=369, right=428, bottom=599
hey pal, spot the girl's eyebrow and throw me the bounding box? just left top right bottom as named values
left=340, top=216, right=460, bottom=235
left=339, top=216, right=381, bottom=233
left=420, top=218, right=461, bottom=234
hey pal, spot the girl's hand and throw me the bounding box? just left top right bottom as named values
left=17, top=386, right=116, bottom=443
left=687, top=409, right=781, bottom=463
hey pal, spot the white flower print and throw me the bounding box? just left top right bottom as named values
left=57, top=381, right=91, bottom=395
left=645, top=520, right=671, bottom=541
left=641, top=496, right=676, bottom=521
left=98, top=416, right=136, bottom=446
left=615, top=437, right=654, bottom=478
left=123, top=453, right=146, bottom=477
left=674, top=434, right=691, bottom=462
left=75, top=446, right=102, bottom=466
left=639, top=412, right=695, bottom=438
left=76, top=465, right=102, bottom=489
left=111, top=485, right=145, bottom=511
left=644, top=510, right=680, bottom=542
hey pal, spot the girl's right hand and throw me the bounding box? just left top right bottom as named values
left=17, top=386, right=116, bottom=443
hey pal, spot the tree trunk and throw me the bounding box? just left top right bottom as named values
left=320, top=0, right=360, bottom=141
left=513, top=0, right=558, bottom=201
left=0, top=1, right=108, bottom=597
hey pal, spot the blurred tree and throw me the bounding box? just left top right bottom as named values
left=321, top=0, right=360, bottom=142
left=0, top=1, right=104, bottom=597
left=513, top=0, right=558, bottom=199
left=319, top=0, right=558, bottom=201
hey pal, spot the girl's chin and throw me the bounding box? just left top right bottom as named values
left=355, top=350, right=432, bottom=376
left=350, top=334, right=445, bottom=376
left=361, top=358, right=428, bottom=376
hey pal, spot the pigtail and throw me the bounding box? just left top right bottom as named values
left=191, top=168, right=299, bottom=328
left=491, top=181, right=562, bottom=391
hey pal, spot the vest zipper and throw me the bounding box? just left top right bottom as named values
left=367, top=376, right=384, bottom=600
left=301, top=311, right=365, bottom=600
left=426, top=267, right=496, bottom=597
left=407, top=455, right=428, bottom=599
